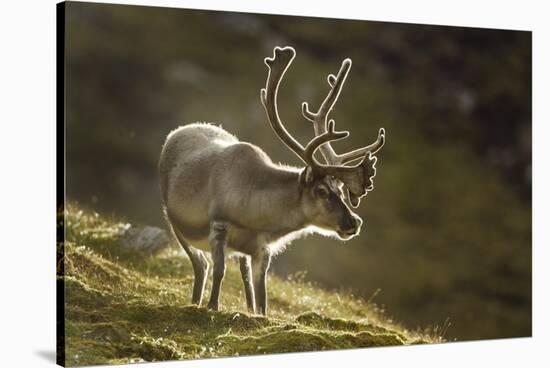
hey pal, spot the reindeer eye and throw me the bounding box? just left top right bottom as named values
left=315, top=186, right=330, bottom=199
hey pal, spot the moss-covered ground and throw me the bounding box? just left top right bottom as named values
left=59, top=206, right=439, bottom=366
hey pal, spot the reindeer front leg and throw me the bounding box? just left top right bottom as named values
left=207, top=221, right=227, bottom=311
left=239, top=256, right=256, bottom=313
left=251, top=248, right=271, bottom=315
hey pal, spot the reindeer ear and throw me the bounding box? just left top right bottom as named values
left=347, top=189, right=361, bottom=208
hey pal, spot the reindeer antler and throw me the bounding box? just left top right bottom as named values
left=260, top=46, right=384, bottom=207
left=301, top=54, right=386, bottom=206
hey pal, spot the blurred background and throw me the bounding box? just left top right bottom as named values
left=64, top=2, right=531, bottom=341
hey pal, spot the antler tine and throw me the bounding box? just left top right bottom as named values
left=303, top=120, right=349, bottom=170
left=260, top=46, right=309, bottom=164
left=301, top=59, right=352, bottom=164
left=337, top=128, right=386, bottom=164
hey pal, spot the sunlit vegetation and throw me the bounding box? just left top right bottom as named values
left=59, top=206, right=440, bottom=366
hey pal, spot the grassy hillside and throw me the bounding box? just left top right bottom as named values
left=59, top=206, right=440, bottom=366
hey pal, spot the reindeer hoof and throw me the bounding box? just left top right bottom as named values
left=207, top=302, right=219, bottom=311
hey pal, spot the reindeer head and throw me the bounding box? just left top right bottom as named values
left=260, top=46, right=385, bottom=238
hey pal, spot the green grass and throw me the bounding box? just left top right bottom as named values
left=59, top=206, right=439, bottom=366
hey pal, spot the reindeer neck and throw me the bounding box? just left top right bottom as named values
left=252, top=164, right=309, bottom=237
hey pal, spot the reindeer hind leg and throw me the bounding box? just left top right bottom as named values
left=167, top=215, right=209, bottom=305
left=207, top=220, right=228, bottom=311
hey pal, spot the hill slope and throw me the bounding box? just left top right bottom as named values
left=59, top=206, right=437, bottom=366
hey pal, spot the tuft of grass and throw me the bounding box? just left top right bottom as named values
left=60, top=205, right=439, bottom=366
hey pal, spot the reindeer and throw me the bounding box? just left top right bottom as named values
left=159, top=46, right=385, bottom=315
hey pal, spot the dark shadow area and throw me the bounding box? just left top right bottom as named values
left=35, top=350, right=57, bottom=364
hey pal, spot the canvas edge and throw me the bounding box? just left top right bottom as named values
left=56, top=2, right=67, bottom=367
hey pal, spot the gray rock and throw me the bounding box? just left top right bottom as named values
left=119, top=226, right=172, bottom=255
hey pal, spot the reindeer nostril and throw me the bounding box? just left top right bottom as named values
left=341, top=216, right=361, bottom=233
